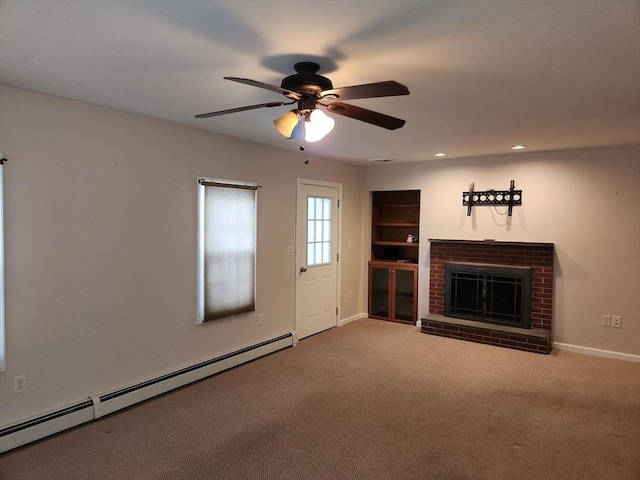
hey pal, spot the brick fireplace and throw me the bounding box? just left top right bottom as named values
left=422, top=239, right=554, bottom=354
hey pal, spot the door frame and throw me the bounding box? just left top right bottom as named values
left=295, top=178, right=342, bottom=340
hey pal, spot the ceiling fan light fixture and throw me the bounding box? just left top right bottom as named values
left=304, top=109, right=335, bottom=142
left=273, top=110, right=301, bottom=138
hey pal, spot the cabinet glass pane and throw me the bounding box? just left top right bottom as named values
left=394, top=269, right=415, bottom=321
left=370, top=266, right=390, bottom=318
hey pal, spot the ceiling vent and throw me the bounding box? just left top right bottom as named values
left=368, top=157, right=393, bottom=163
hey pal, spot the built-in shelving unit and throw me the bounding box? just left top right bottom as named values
left=369, top=190, right=421, bottom=324
left=371, top=190, right=420, bottom=263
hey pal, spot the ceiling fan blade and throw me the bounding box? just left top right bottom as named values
left=224, top=77, right=302, bottom=100
left=321, top=81, right=409, bottom=101
left=195, top=101, right=291, bottom=118
left=323, top=102, right=406, bottom=130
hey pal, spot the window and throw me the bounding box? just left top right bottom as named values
left=197, top=178, right=257, bottom=323
left=0, top=160, right=5, bottom=371
left=306, top=196, right=332, bottom=266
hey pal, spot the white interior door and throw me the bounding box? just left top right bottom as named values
left=295, top=180, right=340, bottom=340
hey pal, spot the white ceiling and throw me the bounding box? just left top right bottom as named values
left=1, top=0, right=638, bottom=164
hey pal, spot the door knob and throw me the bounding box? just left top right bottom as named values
left=300, top=267, right=307, bottom=273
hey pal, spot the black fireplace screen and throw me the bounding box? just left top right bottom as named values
left=444, top=263, right=533, bottom=328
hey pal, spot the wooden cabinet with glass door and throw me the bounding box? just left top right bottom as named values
left=368, top=261, right=418, bottom=324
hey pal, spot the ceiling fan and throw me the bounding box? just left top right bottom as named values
left=195, top=62, right=409, bottom=142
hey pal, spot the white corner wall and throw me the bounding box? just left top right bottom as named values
left=364, top=146, right=640, bottom=357
left=0, top=86, right=365, bottom=427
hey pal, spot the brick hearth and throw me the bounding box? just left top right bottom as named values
left=422, top=239, right=554, bottom=354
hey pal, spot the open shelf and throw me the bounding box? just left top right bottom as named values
left=371, top=190, right=420, bottom=263
left=375, top=222, right=419, bottom=227
left=373, top=241, right=419, bottom=246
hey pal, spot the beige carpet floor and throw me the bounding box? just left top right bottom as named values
left=1, top=318, right=639, bottom=479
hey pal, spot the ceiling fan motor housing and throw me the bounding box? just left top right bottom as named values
left=281, top=62, right=333, bottom=97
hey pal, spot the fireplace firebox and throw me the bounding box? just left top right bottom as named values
left=444, top=262, right=533, bottom=329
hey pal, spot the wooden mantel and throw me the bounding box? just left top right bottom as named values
left=428, top=239, right=554, bottom=248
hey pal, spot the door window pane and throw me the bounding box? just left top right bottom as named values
left=306, top=196, right=332, bottom=266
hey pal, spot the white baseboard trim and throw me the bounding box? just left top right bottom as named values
left=338, top=312, right=368, bottom=327
left=553, top=342, right=640, bottom=363
left=0, top=401, right=95, bottom=454
left=0, top=332, right=294, bottom=453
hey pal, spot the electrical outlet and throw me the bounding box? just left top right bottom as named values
left=258, top=313, right=264, bottom=325
left=14, top=375, right=26, bottom=394
left=348, top=290, right=352, bottom=299
left=602, top=315, right=611, bottom=327
left=612, top=316, right=621, bottom=328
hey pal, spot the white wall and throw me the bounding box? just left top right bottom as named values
left=364, top=145, right=640, bottom=356
left=0, top=86, right=366, bottom=426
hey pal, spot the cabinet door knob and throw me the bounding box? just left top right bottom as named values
left=300, top=267, right=307, bottom=273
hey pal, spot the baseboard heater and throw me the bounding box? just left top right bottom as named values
left=0, top=332, right=294, bottom=453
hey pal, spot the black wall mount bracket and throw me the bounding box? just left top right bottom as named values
left=463, top=180, right=522, bottom=217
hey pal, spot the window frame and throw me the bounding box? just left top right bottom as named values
left=0, top=161, right=5, bottom=371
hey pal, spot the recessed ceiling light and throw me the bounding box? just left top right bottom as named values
left=434, top=152, right=446, bottom=157
left=511, top=145, right=526, bottom=150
